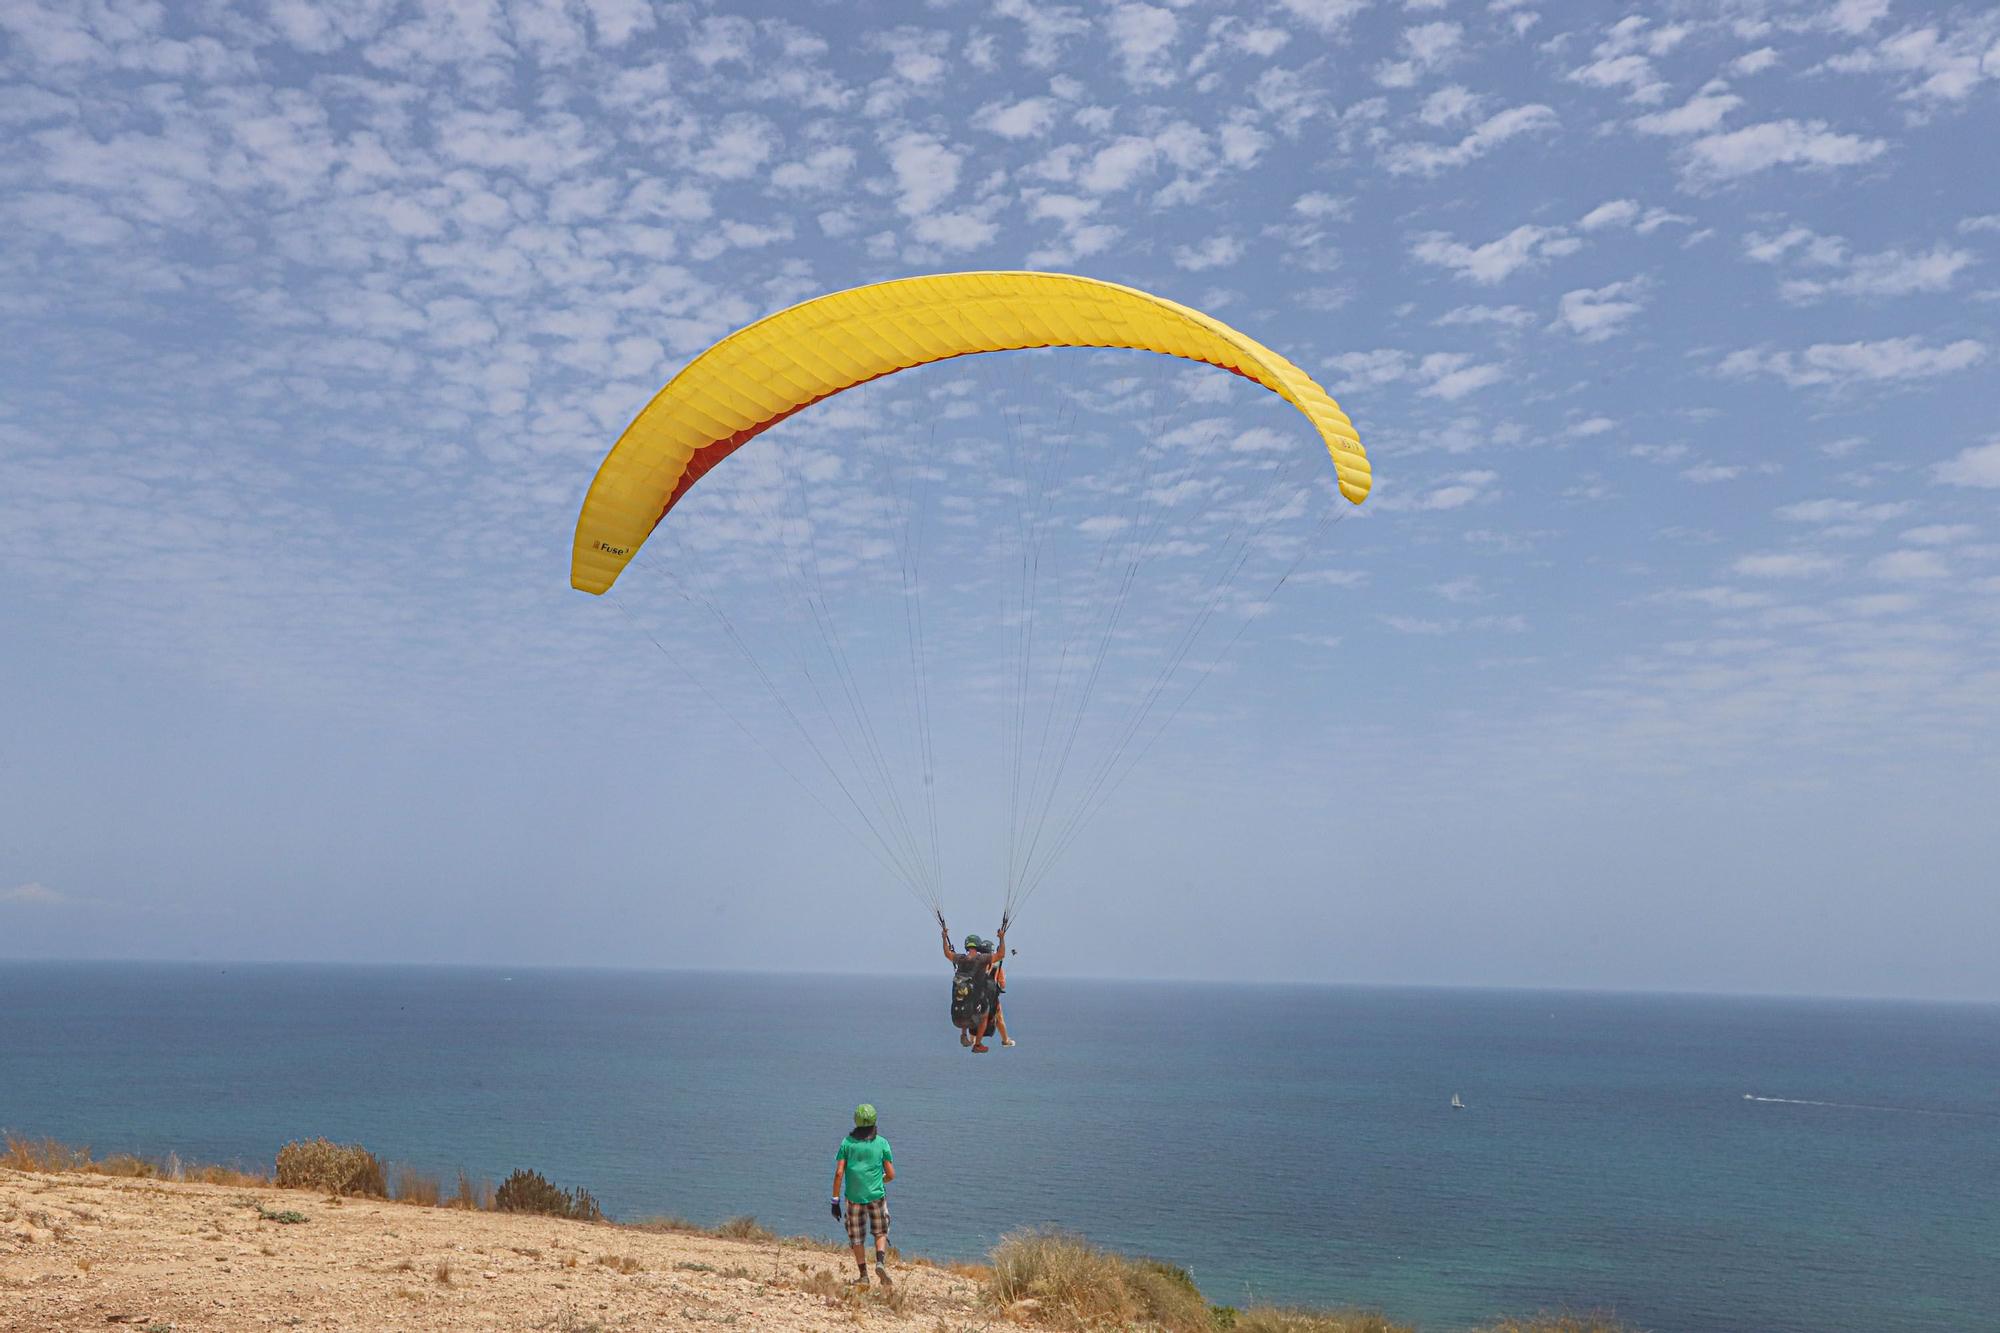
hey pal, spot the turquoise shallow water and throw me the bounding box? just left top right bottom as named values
left=2, top=962, right=1994, bottom=1331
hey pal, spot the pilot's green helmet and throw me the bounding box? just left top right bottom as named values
left=853, top=1103, right=878, bottom=1128
left=964, top=933, right=981, bottom=950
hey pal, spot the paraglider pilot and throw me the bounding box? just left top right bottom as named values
left=940, top=913, right=1013, bottom=1053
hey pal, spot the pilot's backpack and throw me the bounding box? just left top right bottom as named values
left=950, top=955, right=995, bottom=1027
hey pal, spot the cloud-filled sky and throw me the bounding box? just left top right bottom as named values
left=2, top=0, right=1997, bottom=999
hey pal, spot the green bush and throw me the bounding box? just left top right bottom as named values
left=494, top=1168, right=604, bottom=1222
left=274, top=1139, right=386, bottom=1197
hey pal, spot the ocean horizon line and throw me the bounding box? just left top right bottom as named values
left=4, top=953, right=1995, bottom=1008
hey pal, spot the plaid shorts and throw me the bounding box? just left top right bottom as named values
left=843, top=1198, right=889, bottom=1245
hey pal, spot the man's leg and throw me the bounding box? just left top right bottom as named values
left=995, top=1004, right=1014, bottom=1046
left=971, top=1006, right=991, bottom=1052
left=872, top=1203, right=892, bottom=1285
left=843, top=1203, right=868, bottom=1282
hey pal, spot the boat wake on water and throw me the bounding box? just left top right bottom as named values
left=1742, top=1093, right=2000, bottom=1120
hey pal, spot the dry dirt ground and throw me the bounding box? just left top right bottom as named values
left=1, top=1169, right=999, bottom=1332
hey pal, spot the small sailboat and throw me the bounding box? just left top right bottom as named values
left=1451, top=1093, right=1465, bottom=1110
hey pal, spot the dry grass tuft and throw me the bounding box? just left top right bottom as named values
left=391, top=1167, right=442, bottom=1207
left=449, top=1170, right=495, bottom=1211
left=2, top=1135, right=268, bottom=1187
left=1227, top=1309, right=1416, bottom=1332
left=595, top=1253, right=644, bottom=1275
left=3, top=1136, right=91, bottom=1173
left=628, top=1215, right=703, bottom=1234
left=433, top=1260, right=455, bottom=1285
left=716, top=1215, right=775, bottom=1242
left=987, top=1229, right=1211, bottom=1332
left=94, top=1154, right=161, bottom=1177
left=801, top=1267, right=849, bottom=1293
left=274, top=1140, right=386, bottom=1197
left=798, top=1267, right=910, bottom=1314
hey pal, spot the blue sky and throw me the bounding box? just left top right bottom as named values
left=2, top=0, right=1997, bottom=999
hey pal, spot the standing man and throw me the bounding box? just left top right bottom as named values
left=831, top=1102, right=894, bottom=1286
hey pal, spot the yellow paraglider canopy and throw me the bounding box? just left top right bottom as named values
left=572, top=270, right=1369, bottom=595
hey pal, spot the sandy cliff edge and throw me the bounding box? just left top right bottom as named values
left=2, top=1168, right=989, bottom=1331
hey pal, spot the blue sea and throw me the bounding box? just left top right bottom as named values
left=1, top=963, right=1994, bottom=1331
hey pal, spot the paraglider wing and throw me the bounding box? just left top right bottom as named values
left=570, top=271, right=1370, bottom=595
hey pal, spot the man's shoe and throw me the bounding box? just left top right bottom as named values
left=875, top=1260, right=893, bottom=1286
left=959, top=1030, right=971, bottom=1047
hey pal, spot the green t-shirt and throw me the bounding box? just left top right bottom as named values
left=835, top=1133, right=893, bottom=1203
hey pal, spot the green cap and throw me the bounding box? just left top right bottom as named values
left=853, top=1103, right=877, bottom=1128
left=964, top=933, right=981, bottom=949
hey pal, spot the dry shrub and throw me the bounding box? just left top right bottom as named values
left=392, top=1167, right=442, bottom=1206
left=1476, top=1315, right=1632, bottom=1333
left=800, top=1267, right=906, bottom=1313
left=987, top=1229, right=1211, bottom=1332
left=3, top=1134, right=265, bottom=1186
left=3, top=1136, right=91, bottom=1172
left=595, top=1253, right=643, bottom=1275
left=274, top=1139, right=386, bottom=1197
left=93, top=1154, right=160, bottom=1178
left=717, top=1215, right=775, bottom=1242
left=628, top=1215, right=702, bottom=1234
left=433, top=1260, right=455, bottom=1285
left=801, top=1269, right=863, bottom=1309
left=1231, top=1310, right=1416, bottom=1333
left=874, top=1279, right=909, bottom=1314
